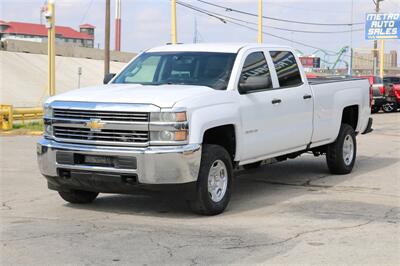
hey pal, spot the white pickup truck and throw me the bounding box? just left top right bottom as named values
left=37, top=43, right=373, bottom=215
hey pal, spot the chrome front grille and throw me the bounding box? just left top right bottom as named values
left=54, top=126, right=149, bottom=144
left=53, top=109, right=149, bottom=122
left=50, top=104, right=155, bottom=146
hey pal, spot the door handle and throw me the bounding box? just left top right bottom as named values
left=271, top=99, right=282, bottom=104
left=303, top=94, right=312, bottom=99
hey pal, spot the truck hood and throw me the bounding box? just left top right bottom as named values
left=48, top=84, right=216, bottom=108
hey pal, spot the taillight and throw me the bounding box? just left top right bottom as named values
left=369, top=85, right=373, bottom=107
left=379, top=86, right=385, bottom=95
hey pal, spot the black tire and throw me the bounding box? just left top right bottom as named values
left=58, top=190, right=99, bottom=204
left=188, top=144, right=233, bottom=215
left=371, top=106, right=380, bottom=113
left=326, top=124, right=357, bottom=175
left=382, top=103, right=395, bottom=113
left=243, top=161, right=262, bottom=170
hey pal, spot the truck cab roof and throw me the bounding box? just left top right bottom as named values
left=147, top=43, right=292, bottom=53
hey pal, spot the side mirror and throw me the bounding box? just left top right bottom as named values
left=103, top=73, right=116, bottom=84
left=239, top=76, right=271, bottom=94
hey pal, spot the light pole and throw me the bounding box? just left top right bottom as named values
left=258, top=0, right=263, bottom=43
left=45, top=0, right=56, bottom=96
left=171, top=0, right=177, bottom=44
left=379, top=39, right=385, bottom=78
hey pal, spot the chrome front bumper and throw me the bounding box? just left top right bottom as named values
left=37, top=138, right=202, bottom=185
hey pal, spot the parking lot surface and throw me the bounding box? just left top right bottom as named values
left=1, top=113, right=399, bottom=265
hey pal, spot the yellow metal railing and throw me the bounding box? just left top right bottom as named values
left=0, top=105, right=43, bottom=130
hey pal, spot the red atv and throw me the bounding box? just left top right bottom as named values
left=383, top=83, right=400, bottom=113
left=383, top=76, right=400, bottom=113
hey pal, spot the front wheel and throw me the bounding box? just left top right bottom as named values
left=188, top=144, right=233, bottom=215
left=326, top=124, right=357, bottom=174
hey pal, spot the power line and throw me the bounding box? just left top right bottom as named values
left=177, top=1, right=363, bottom=34
left=177, top=1, right=374, bottom=63
left=177, top=1, right=227, bottom=23
left=197, top=0, right=364, bottom=26
left=178, top=1, right=333, bottom=51
left=265, top=2, right=351, bottom=14
left=80, top=0, right=94, bottom=24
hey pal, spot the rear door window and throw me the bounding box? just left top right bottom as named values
left=269, top=51, right=303, bottom=88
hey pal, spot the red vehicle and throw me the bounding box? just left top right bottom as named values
left=306, top=73, right=318, bottom=79
left=383, top=76, right=400, bottom=112
left=358, top=75, right=386, bottom=113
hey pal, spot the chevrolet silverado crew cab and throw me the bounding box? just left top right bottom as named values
left=37, top=43, right=373, bottom=215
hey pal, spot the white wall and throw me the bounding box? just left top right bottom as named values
left=0, top=51, right=126, bottom=107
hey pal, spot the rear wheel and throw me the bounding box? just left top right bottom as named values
left=382, top=103, right=395, bottom=113
left=326, top=124, right=357, bottom=174
left=58, top=190, right=99, bottom=204
left=188, top=144, right=233, bottom=215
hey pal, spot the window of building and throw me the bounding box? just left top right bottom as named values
left=270, top=51, right=303, bottom=88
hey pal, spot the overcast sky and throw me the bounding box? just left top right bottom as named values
left=1, top=0, right=399, bottom=66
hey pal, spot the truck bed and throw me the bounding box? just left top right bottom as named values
left=308, top=77, right=365, bottom=85
left=307, top=76, right=371, bottom=145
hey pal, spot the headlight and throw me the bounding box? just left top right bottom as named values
left=149, top=111, right=188, bottom=145
left=44, top=124, right=53, bottom=137
left=43, top=104, right=53, bottom=138
left=44, top=104, right=53, bottom=118
left=150, top=111, right=186, bottom=122
left=150, top=130, right=188, bottom=142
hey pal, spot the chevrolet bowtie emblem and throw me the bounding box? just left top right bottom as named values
left=86, top=119, right=105, bottom=131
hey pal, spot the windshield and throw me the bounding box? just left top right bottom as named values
left=113, top=52, right=237, bottom=90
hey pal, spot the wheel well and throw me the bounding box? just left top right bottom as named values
left=203, top=125, right=236, bottom=161
left=341, top=105, right=359, bottom=130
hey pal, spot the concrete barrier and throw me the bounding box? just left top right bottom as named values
left=1, top=39, right=136, bottom=63
left=1, top=51, right=127, bottom=107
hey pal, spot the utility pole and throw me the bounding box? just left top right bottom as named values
left=171, top=0, right=177, bottom=44
left=115, top=0, right=121, bottom=51
left=45, top=0, right=56, bottom=96
left=258, top=0, right=263, bottom=43
left=373, top=0, right=384, bottom=76
left=104, top=0, right=110, bottom=77
left=349, top=0, right=354, bottom=76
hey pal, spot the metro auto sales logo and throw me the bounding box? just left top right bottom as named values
left=365, top=13, right=400, bottom=40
